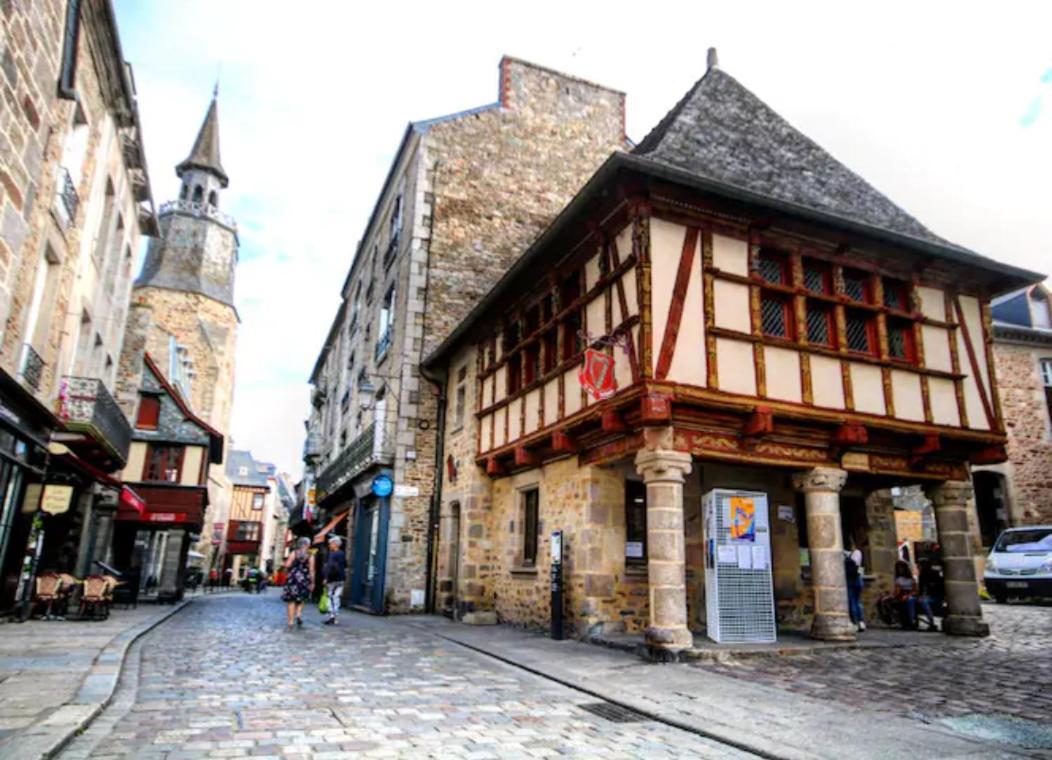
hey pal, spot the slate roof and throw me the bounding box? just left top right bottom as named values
left=177, top=95, right=228, bottom=187
left=633, top=67, right=954, bottom=251
left=226, top=449, right=272, bottom=488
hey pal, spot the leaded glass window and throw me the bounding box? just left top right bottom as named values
left=845, top=311, right=873, bottom=354
left=843, top=270, right=869, bottom=302
left=761, top=295, right=792, bottom=338
left=755, top=249, right=788, bottom=285
left=806, top=305, right=834, bottom=346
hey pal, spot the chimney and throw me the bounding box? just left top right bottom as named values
left=707, top=47, right=719, bottom=72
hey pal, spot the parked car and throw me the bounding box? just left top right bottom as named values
left=984, top=526, right=1052, bottom=603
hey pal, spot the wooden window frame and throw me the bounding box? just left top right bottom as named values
left=805, top=302, right=837, bottom=348
left=845, top=308, right=878, bottom=357
left=143, top=444, right=184, bottom=483
left=135, top=395, right=160, bottom=430
left=882, top=277, right=911, bottom=313
left=760, top=291, right=795, bottom=339
left=886, top=316, right=917, bottom=364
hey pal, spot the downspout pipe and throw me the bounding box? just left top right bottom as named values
left=419, top=156, right=444, bottom=615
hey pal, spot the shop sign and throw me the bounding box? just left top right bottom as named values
left=841, top=452, right=870, bottom=471
left=148, top=512, right=186, bottom=523
left=578, top=349, right=617, bottom=401
left=119, top=486, right=146, bottom=516
left=777, top=505, right=795, bottom=523
left=371, top=475, right=393, bottom=497
left=625, top=541, right=644, bottom=559
left=393, top=484, right=419, bottom=498
left=212, top=522, right=224, bottom=545
left=40, top=484, right=73, bottom=515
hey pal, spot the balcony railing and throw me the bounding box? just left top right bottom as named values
left=18, top=344, right=44, bottom=393
left=56, top=167, right=79, bottom=227
left=57, top=376, right=133, bottom=466
left=158, top=199, right=236, bottom=230
left=315, top=421, right=393, bottom=499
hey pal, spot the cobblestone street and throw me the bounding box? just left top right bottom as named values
left=697, top=603, right=1052, bottom=728
left=58, top=594, right=749, bottom=759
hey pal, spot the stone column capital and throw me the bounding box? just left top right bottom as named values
left=925, top=480, right=974, bottom=508
left=634, top=449, right=692, bottom=484
left=792, top=467, right=847, bottom=494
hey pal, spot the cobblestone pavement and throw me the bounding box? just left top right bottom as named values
left=696, top=603, right=1052, bottom=726
left=59, top=593, right=753, bottom=759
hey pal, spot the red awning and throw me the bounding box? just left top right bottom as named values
left=119, top=486, right=146, bottom=516
left=312, top=512, right=348, bottom=545
left=115, top=484, right=207, bottom=527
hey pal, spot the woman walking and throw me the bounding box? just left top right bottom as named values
left=282, top=537, right=315, bottom=630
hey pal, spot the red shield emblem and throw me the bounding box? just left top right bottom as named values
left=579, top=349, right=617, bottom=400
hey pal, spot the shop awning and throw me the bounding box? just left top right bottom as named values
left=312, top=512, right=348, bottom=545
left=119, top=486, right=146, bottom=516
left=115, top=483, right=208, bottom=528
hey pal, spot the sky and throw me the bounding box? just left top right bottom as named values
left=113, top=0, right=1052, bottom=480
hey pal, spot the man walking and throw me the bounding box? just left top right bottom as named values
left=323, top=535, right=346, bottom=625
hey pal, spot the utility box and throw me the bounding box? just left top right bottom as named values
left=703, top=489, right=776, bottom=644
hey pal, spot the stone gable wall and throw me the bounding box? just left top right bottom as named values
left=990, top=341, right=1052, bottom=524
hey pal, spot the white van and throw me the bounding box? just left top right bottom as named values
left=983, top=526, right=1052, bottom=603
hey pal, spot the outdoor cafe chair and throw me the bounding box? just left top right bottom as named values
left=79, top=575, right=110, bottom=620
left=32, top=572, right=62, bottom=619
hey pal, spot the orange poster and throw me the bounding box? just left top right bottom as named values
left=730, top=496, right=756, bottom=542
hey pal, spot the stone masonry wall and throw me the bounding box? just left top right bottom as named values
left=0, top=0, right=124, bottom=407
left=377, top=58, right=625, bottom=613
left=989, top=341, right=1052, bottom=524
left=421, top=56, right=625, bottom=358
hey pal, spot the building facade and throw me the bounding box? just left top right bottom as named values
left=115, top=91, right=239, bottom=574
left=972, top=284, right=1052, bottom=542
left=115, top=354, right=222, bottom=600
left=224, top=449, right=284, bottom=579
left=0, top=0, right=156, bottom=613
left=302, top=57, right=626, bottom=614
left=425, top=56, right=1042, bottom=653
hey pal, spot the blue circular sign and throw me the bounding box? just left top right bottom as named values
left=371, top=475, right=393, bottom=497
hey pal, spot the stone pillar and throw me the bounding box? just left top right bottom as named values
left=926, top=481, right=990, bottom=637
left=158, top=531, right=187, bottom=601
left=792, top=467, right=855, bottom=641
left=635, top=443, right=693, bottom=653
left=863, top=489, right=898, bottom=619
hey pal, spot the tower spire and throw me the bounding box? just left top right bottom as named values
left=176, top=91, right=228, bottom=188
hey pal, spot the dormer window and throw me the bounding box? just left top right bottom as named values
left=135, top=395, right=161, bottom=430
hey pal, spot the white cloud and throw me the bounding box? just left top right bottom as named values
left=115, top=0, right=1052, bottom=478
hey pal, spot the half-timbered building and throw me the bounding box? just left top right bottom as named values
left=424, top=53, right=1044, bottom=653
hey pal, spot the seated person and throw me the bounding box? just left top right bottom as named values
left=893, top=560, right=935, bottom=630
left=917, top=557, right=944, bottom=629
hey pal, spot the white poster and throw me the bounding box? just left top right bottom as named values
left=737, top=544, right=752, bottom=569
left=625, top=541, right=644, bottom=559
left=717, top=545, right=737, bottom=564
left=752, top=545, right=768, bottom=570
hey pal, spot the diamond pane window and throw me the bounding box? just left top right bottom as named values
left=755, top=250, right=788, bottom=285
left=761, top=295, right=791, bottom=338
left=843, top=270, right=869, bottom=302
left=887, top=319, right=914, bottom=362
left=806, top=305, right=833, bottom=346
left=804, top=264, right=830, bottom=294
left=883, top=279, right=909, bottom=312
left=845, top=311, right=873, bottom=354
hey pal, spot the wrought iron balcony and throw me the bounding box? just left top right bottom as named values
left=302, top=431, right=323, bottom=462
left=158, top=199, right=237, bottom=231
left=315, top=421, right=393, bottom=499
left=18, top=343, right=44, bottom=393
left=56, top=377, right=133, bottom=468
left=56, top=167, right=79, bottom=226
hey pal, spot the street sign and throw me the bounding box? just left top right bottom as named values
left=40, top=485, right=73, bottom=515
left=372, top=475, right=393, bottom=497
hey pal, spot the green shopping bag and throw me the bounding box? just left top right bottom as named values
left=318, top=589, right=330, bottom=615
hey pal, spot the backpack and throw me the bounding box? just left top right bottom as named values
left=844, top=554, right=860, bottom=582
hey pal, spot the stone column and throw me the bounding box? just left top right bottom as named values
left=863, top=489, right=898, bottom=618
left=926, top=480, right=990, bottom=637
left=792, top=467, right=855, bottom=641
left=635, top=445, right=693, bottom=653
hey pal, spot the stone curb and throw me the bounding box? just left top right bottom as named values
left=4, top=599, right=192, bottom=760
